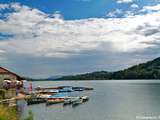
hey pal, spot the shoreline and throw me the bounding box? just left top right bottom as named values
left=27, top=79, right=160, bottom=82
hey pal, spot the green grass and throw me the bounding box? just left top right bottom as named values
left=0, top=105, right=19, bottom=120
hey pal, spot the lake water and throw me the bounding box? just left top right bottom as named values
left=20, top=80, right=160, bottom=120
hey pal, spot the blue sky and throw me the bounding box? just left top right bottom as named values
left=0, top=0, right=160, bottom=77
left=0, top=0, right=159, bottom=19
left=1, top=0, right=119, bottom=19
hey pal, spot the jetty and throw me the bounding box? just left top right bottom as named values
left=35, top=86, right=94, bottom=91
left=23, top=85, right=93, bottom=106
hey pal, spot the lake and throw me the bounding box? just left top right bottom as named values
left=20, top=80, right=160, bottom=120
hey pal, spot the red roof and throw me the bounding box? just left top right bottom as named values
left=0, top=67, right=23, bottom=80
left=0, top=67, right=11, bottom=73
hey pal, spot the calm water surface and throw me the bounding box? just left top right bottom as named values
left=20, top=80, right=160, bottom=120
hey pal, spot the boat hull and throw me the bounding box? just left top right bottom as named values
left=27, top=98, right=46, bottom=105
left=46, top=98, right=64, bottom=105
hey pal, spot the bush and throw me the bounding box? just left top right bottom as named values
left=0, top=105, right=19, bottom=120
left=0, top=89, right=6, bottom=99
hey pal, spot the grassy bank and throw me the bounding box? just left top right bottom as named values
left=0, top=88, right=19, bottom=120
left=0, top=105, right=19, bottom=120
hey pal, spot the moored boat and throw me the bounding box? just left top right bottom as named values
left=37, top=89, right=59, bottom=95
left=35, top=86, right=93, bottom=92
left=46, top=93, right=67, bottom=105
left=27, top=97, right=46, bottom=105
left=46, top=98, right=65, bottom=105
left=72, top=98, right=83, bottom=107
left=63, top=97, right=79, bottom=105
left=80, top=96, right=89, bottom=102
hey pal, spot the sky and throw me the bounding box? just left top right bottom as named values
left=0, top=0, right=160, bottom=78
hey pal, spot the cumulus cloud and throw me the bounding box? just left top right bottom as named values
left=131, top=4, right=139, bottom=9
left=107, top=4, right=140, bottom=18
left=0, top=3, right=160, bottom=60
left=142, top=4, right=160, bottom=11
left=0, top=4, right=9, bottom=10
left=107, top=9, right=123, bottom=17
left=116, top=0, right=134, bottom=4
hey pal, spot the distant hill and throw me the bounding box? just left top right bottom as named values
left=56, top=57, right=160, bottom=80
left=47, top=75, right=62, bottom=80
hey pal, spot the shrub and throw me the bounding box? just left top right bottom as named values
left=0, top=105, right=19, bottom=120
left=0, top=89, right=6, bottom=99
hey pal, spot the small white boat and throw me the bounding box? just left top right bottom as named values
left=72, top=99, right=83, bottom=106
left=46, top=93, right=68, bottom=105
left=64, top=96, right=89, bottom=106
left=80, top=96, right=89, bottom=102
left=63, top=97, right=79, bottom=105
left=39, top=94, right=51, bottom=99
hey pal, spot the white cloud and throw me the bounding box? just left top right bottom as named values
left=0, top=3, right=160, bottom=59
left=131, top=4, right=139, bottom=9
left=107, top=9, right=123, bottom=17
left=142, top=4, right=160, bottom=11
left=116, top=0, right=134, bottom=4
left=0, top=4, right=9, bottom=10
left=52, top=11, right=63, bottom=19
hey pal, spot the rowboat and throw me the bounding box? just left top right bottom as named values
left=72, top=98, right=83, bottom=107
left=80, top=96, right=89, bottom=102
left=27, top=97, right=46, bottom=105
left=64, top=96, right=89, bottom=106
left=46, top=98, right=65, bottom=105
left=63, top=97, right=79, bottom=105
left=46, top=93, right=67, bottom=105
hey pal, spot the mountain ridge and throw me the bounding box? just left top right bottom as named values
left=56, top=57, right=160, bottom=80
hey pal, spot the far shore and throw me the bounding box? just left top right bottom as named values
left=27, top=79, right=160, bottom=81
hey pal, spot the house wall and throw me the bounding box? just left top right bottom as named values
left=0, top=74, right=18, bottom=98
left=5, top=88, right=17, bottom=99
left=0, top=74, right=17, bottom=88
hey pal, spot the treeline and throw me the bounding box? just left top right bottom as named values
left=22, top=77, right=51, bottom=81
left=57, top=57, right=160, bottom=80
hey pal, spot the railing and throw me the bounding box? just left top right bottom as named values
left=0, top=98, right=16, bottom=107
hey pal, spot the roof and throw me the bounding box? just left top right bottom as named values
left=0, top=67, right=23, bottom=80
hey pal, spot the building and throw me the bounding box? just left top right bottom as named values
left=0, top=67, right=23, bottom=98
left=0, top=67, right=23, bottom=88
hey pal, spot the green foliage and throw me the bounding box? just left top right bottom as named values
left=57, top=57, right=160, bottom=80
left=0, top=89, right=6, bottom=99
left=24, top=110, right=33, bottom=120
left=0, top=105, right=19, bottom=120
